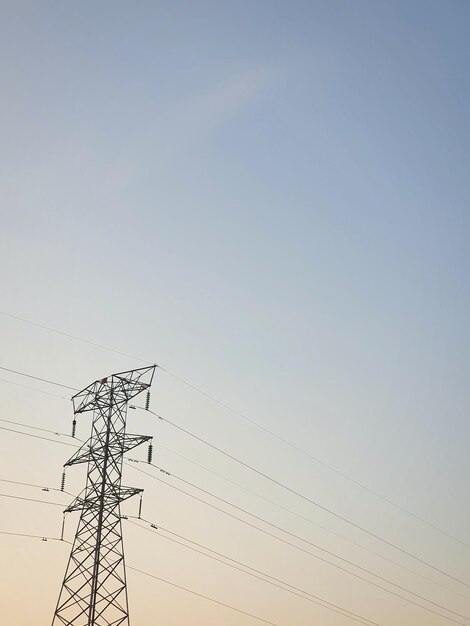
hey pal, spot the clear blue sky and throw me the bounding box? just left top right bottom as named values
left=0, top=2, right=469, bottom=625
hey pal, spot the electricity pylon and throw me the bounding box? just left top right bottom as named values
left=52, top=365, right=155, bottom=626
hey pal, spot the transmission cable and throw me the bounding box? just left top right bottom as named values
left=0, top=419, right=466, bottom=624
left=0, top=530, right=63, bottom=541
left=0, top=418, right=75, bottom=438
left=0, top=413, right=463, bottom=600
left=131, top=460, right=470, bottom=620
left=0, top=492, right=65, bottom=507
left=0, top=312, right=467, bottom=551
left=156, top=442, right=470, bottom=601
left=139, top=407, right=470, bottom=588
left=0, top=477, right=73, bottom=498
left=156, top=363, right=470, bottom=551
left=128, top=518, right=381, bottom=626
left=0, top=312, right=149, bottom=365
left=0, top=425, right=78, bottom=448
left=0, top=525, right=285, bottom=626
left=2, top=403, right=469, bottom=603
left=1, top=396, right=468, bottom=597
left=0, top=377, right=69, bottom=399
left=128, top=564, right=284, bottom=626
left=1, top=353, right=467, bottom=554
left=0, top=365, right=77, bottom=391
left=2, top=473, right=467, bottom=626
left=2, top=416, right=465, bottom=604
left=127, top=463, right=469, bottom=626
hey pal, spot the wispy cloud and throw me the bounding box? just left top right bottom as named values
left=166, top=65, right=278, bottom=140
left=187, top=66, right=276, bottom=126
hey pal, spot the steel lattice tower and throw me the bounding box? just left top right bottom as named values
left=52, top=365, right=156, bottom=626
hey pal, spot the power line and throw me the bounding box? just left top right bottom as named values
left=154, top=468, right=469, bottom=617
left=0, top=418, right=75, bottom=439
left=2, top=401, right=469, bottom=603
left=0, top=413, right=464, bottom=601
left=0, top=358, right=463, bottom=626
left=0, top=527, right=286, bottom=626
left=0, top=365, right=77, bottom=392
left=0, top=477, right=73, bottom=497
left=128, top=518, right=381, bottom=626
left=2, top=397, right=469, bottom=606
left=132, top=461, right=470, bottom=620
left=0, top=377, right=69, bottom=399
left=0, top=431, right=466, bottom=626
left=0, top=426, right=78, bottom=448
left=1, top=312, right=466, bottom=552
left=154, top=443, right=470, bottom=601
left=1, top=353, right=468, bottom=560
left=2, top=364, right=469, bottom=619
left=0, top=493, right=65, bottom=507
left=2, top=476, right=466, bottom=626
left=128, top=564, right=285, bottom=626
left=2, top=415, right=466, bottom=606
left=0, top=311, right=150, bottom=365
left=0, top=530, right=63, bottom=541
left=156, top=364, right=470, bottom=552
left=141, top=408, right=470, bottom=588
left=127, top=464, right=469, bottom=626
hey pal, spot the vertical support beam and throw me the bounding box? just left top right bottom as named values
left=51, top=365, right=155, bottom=626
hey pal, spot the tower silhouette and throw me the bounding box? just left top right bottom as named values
left=52, top=365, right=155, bottom=626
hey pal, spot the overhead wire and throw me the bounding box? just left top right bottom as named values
left=0, top=394, right=470, bottom=610
left=0, top=382, right=470, bottom=587
left=0, top=412, right=464, bottom=601
left=0, top=311, right=467, bottom=552
left=156, top=364, right=470, bottom=551
left=128, top=518, right=381, bottom=626
left=0, top=377, right=70, bottom=399
left=126, top=462, right=470, bottom=626
left=128, top=564, right=284, bottom=626
left=2, top=416, right=466, bottom=624
left=126, top=460, right=470, bottom=624
left=0, top=365, right=77, bottom=392
left=0, top=477, right=73, bottom=496
left=0, top=418, right=75, bottom=439
left=1, top=325, right=466, bottom=624
left=2, top=473, right=467, bottom=626
left=0, top=311, right=150, bottom=365
left=0, top=425, right=78, bottom=448
left=1, top=421, right=467, bottom=625
left=138, top=407, right=470, bottom=589
left=2, top=413, right=467, bottom=608
left=0, top=528, right=285, bottom=626
left=0, top=530, right=63, bottom=541
left=0, top=492, right=65, bottom=507
left=156, top=442, right=470, bottom=601
left=2, top=418, right=465, bottom=604
left=1, top=361, right=469, bottom=622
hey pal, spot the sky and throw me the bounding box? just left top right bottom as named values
left=0, top=1, right=469, bottom=625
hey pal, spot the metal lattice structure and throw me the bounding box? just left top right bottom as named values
left=52, top=365, right=156, bottom=626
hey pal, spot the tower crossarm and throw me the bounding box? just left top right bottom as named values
left=72, top=365, right=155, bottom=414
left=122, top=433, right=153, bottom=452
left=64, top=486, right=144, bottom=514
left=65, top=434, right=152, bottom=467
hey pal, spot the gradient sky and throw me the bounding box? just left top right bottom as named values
left=0, top=2, right=469, bottom=625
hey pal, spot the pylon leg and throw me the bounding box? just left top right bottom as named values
left=52, top=366, right=155, bottom=626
